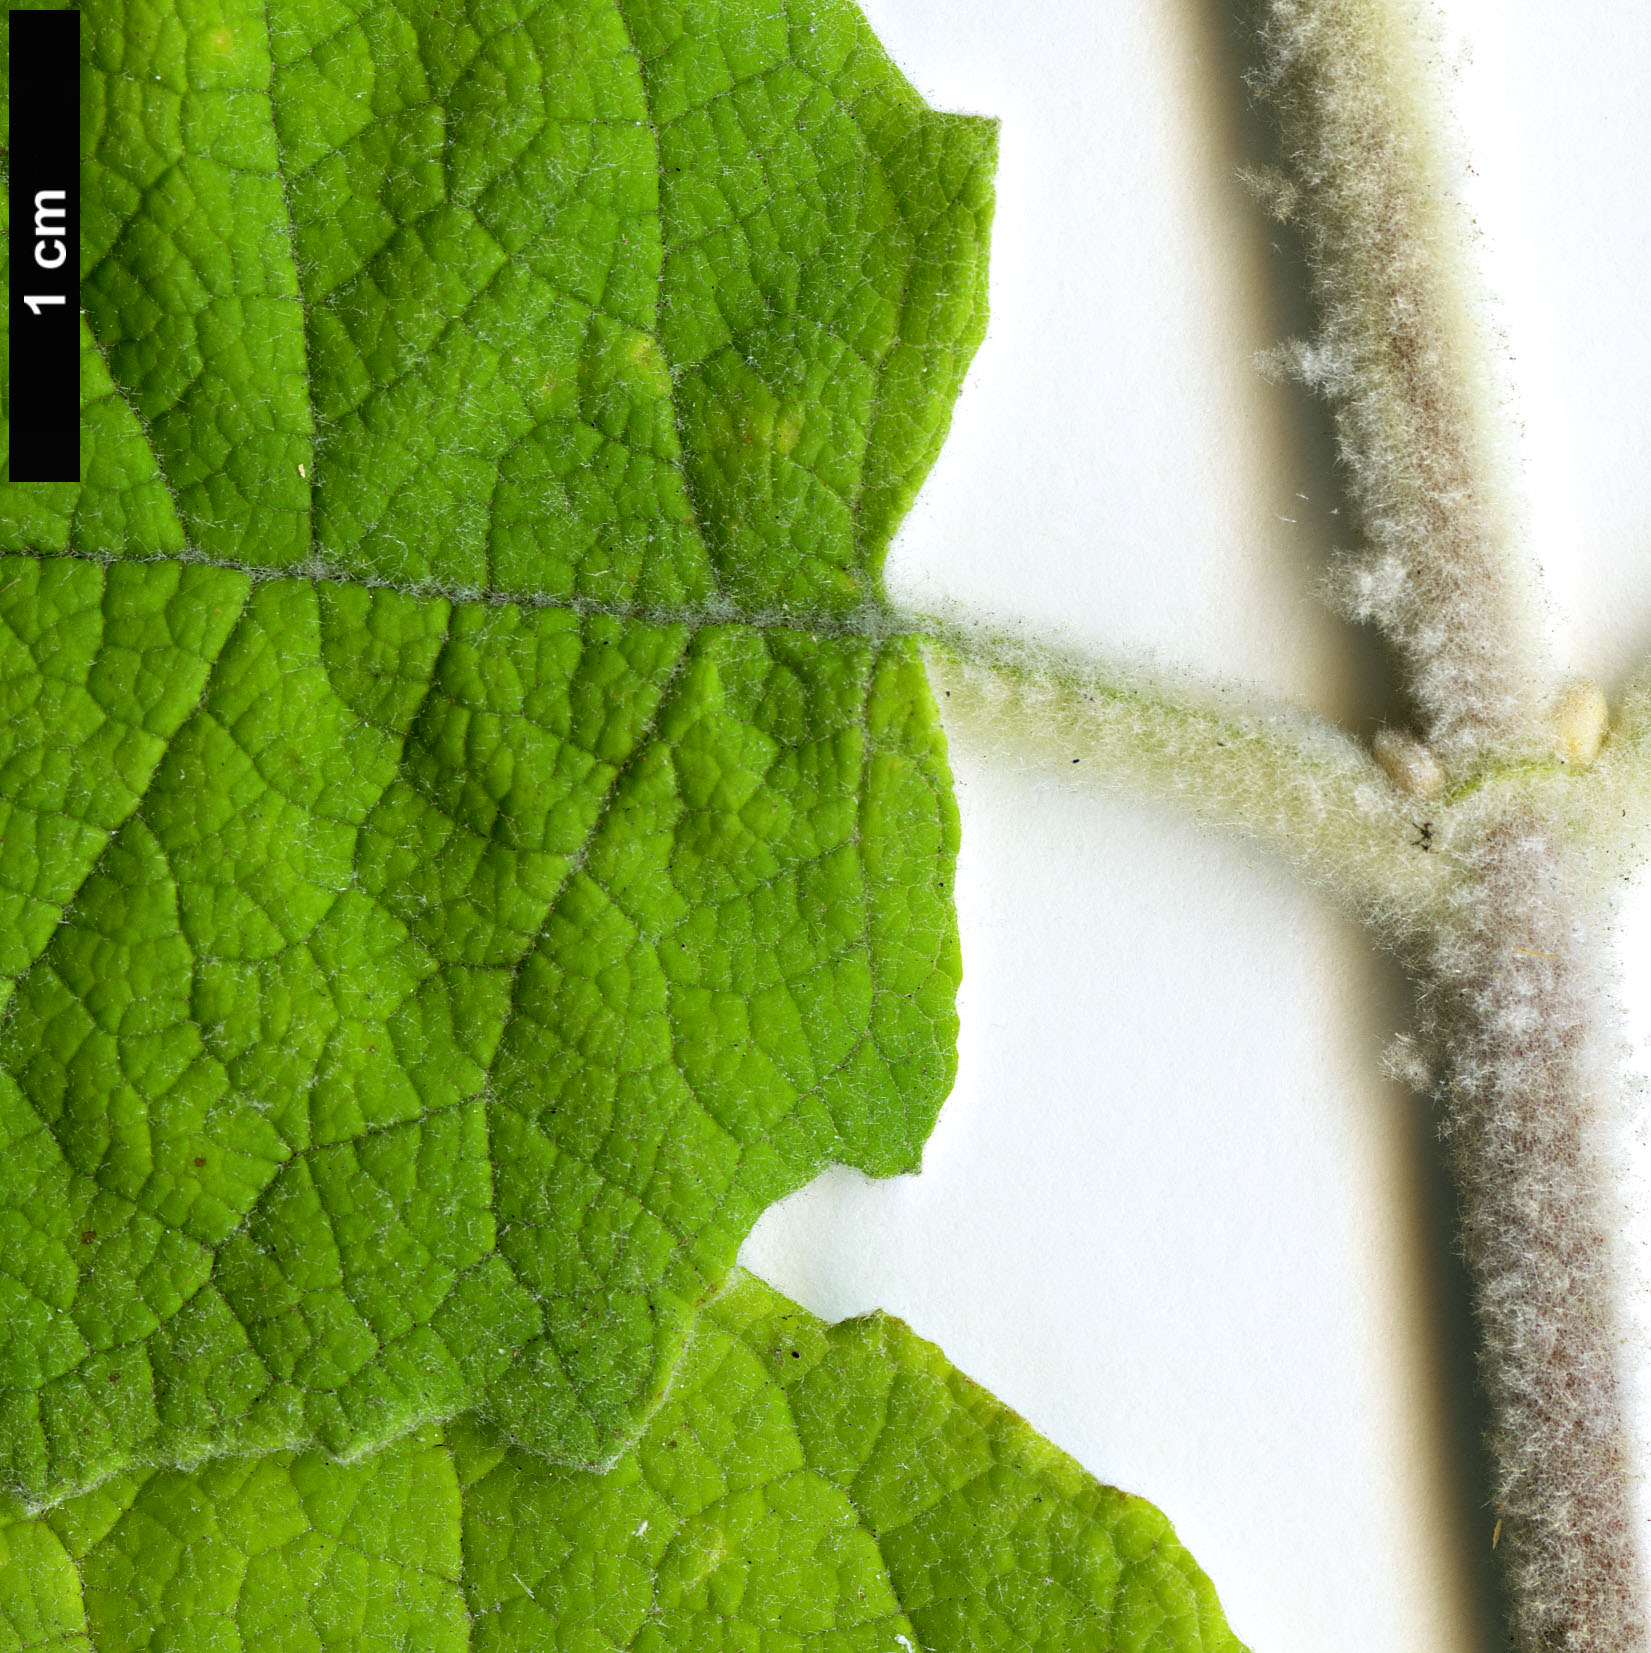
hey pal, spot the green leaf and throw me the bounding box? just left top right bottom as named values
left=0, top=1506, right=89, bottom=1653
left=0, top=0, right=992, bottom=1502
left=3, top=1272, right=1245, bottom=1651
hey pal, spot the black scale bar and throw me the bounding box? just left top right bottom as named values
left=8, top=9, right=80, bottom=484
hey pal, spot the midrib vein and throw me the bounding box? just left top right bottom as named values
left=14, top=544, right=926, bottom=640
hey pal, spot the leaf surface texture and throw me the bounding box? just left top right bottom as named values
left=2, top=1273, right=1246, bottom=1652
left=0, top=3, right=1251, bottom=1645
left=0, top=0, right=991, bottom=1500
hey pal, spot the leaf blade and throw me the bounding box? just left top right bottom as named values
left=10, top=1274, right=1246, bottom=1653
left=0, top=0, right=984, bottom=1509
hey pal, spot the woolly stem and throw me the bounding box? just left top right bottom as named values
left=1243, top=1, right=1646, bottom=1643
left=1248, top=0, right=1549, bottom=760
left=1422, top=819, right=1644, bottom=1653
left=927, top=619, right=1650, bottom=1650
left=921, top=619, right=1457, bottom=930
left=918, top=4, right=1651, bottom=1642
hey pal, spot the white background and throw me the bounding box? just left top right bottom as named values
left=738, top=4, right=1651, bottom=1650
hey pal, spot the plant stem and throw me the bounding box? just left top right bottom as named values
left=925, top=2, right=1651, bottom=1640
left=932, top=617, right=1651, bottom=1650
left=920, top=619, right=1455, bottom=930
left=1424, top=818, right=1644, bottom=1652
left=1246, top=1, right=1644, bottom=1644
left=1248, top=0, right=1548, bottom=760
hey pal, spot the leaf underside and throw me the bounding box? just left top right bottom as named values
left=0, top=1271, right=1247, bottom=1653
left=0, top=0, right=1250, bottom=1644
left=0, top=0, right=990, bottom=1502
